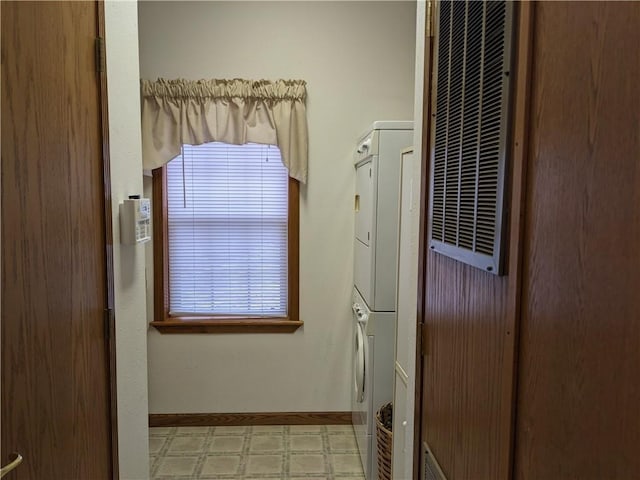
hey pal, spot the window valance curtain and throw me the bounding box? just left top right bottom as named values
left=140, top=78, right=309, bottom=183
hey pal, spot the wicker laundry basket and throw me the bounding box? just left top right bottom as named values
left=375, top=402, right=393, bottom=480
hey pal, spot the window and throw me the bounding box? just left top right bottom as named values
left=151, top=142, right=301, bottom=333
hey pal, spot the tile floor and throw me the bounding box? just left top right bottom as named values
left=149, top=425, right=365, bottom=479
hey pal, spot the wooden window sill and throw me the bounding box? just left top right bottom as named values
left=150, top=318, right=304, bottom=334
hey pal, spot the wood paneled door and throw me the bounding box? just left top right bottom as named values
left=416, top=1, right=640, bottom=479
left=416, top=2, right=532, bottom=479
left=514, top=2, right=640, bottom=478
left=1, top=2, right=115, bottom=479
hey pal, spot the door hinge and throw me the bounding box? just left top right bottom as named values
left=369, top=168, right=372, bottom=178
left=426, top=1, right=434, bottom=38
left=104, top=308, right=113, bottom=340
left=420, top=323, right=429, bottom=356
left=95, top=37, right=106, bottom=73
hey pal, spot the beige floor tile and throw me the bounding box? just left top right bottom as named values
left=213, top=425, right=249, bottom=435
left=289, top=454, right=328, bottom=474
left=327, top=425, right=355, bottom=434
left=331, top=454, right=364, bottom=474
left=149, top=437, right=167, bottom=454
left=289, top=425, right=324, bottom=434
left=290, top=478, right=330, bottom=480
left=249, top=435, right=284, bottom=452
left=150, top=423, right=363, bottom=478
left=328, top=434, right=358, bottom=451
left=155, top=456, right=199, bottom=477
left=175, top=426, right=211, bottom=435
left=289, top=434, right=324, bottom=452
left=167, top=435, right=207, bottom=453
left=245, top=454, right=284, bottom=475
left=200, top=454, right=242, bottom=475
left=250, top=425, right=286, bottom=434
left=208, top=435, right=245, bottom=453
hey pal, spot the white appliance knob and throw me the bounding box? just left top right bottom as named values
left=357, top=139, right=372, bottom=154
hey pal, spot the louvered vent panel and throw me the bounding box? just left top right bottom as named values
left=423, top=443, right=447, bottom=480
left=428, top=0, right=514, bottom=274
left=431, top=0, right=451, bottom=242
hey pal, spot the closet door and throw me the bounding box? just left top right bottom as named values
left=1, top=2, right=114, bottom=478
left=515, top=3, right=640, bottom=479
left=417, top=1, right=531, bottom=478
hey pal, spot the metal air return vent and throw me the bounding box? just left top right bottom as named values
left=428, top=0, right=515, bottom=274
left=423, top=442, right=447, bottom=480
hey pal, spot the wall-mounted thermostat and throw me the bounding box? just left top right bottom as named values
left=119, top=195, right=151, bottom=244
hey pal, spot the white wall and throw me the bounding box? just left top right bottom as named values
left=139, top=1, right=416, bottom=414
left=105, top=2, right=150, bottom=478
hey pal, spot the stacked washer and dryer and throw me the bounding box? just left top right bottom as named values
left=352, top=121, right=413, bottom=480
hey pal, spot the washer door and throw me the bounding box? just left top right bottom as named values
left=354, top=322, right=366, bottom=403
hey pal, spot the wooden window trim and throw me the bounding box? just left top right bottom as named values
left=150, top=165, right=302, bottom=334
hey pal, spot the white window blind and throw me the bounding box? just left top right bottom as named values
left=166, top=142, right=289, bottom=317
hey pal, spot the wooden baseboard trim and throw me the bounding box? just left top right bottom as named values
left=149, top=412, right=353, bottom=427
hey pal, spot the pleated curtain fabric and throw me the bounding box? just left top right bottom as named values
left=140, top=78, right=309, bottom=183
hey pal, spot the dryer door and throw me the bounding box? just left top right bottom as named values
left=354, top=158, right=375, bottom=308
left=354, top=322, right=366, bottom=403
left=355, top=158, right=374, bottom=247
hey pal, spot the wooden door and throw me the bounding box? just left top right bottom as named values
left=514, top=2, right=640, bottom=479
left=1, top=2, right=114, bottom=478
left=416, top=3, right=532, bottom=479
